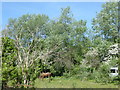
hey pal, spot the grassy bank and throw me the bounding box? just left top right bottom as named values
left=34, top=77, right=118, bottom=88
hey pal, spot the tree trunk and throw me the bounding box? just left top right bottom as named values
left=23, top=74, right=27, bottom=85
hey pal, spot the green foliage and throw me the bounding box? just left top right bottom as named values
left=93, top=38, right=113, bottom=61
left=2, top=14, right=49, bottom=86
left=2, top=3, right=119, bottom=87
left=109, top=58, right=118, bottom=66
left=44, top=7, right=89, bottom=74
left=92, top=2, right=119, bottom=43
left=72, top=66, right=90, bottom=80
left=88, top=64, right=112, bottom=83
left=2, top=37, right=18, bottom=86
left=28, top=59, right=44, bottom=81
left=7, top=80, right=17, bottom=87
left=63, top=72, right=71, bottom=78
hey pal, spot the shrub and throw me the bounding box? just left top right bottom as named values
left=63, top=72, right=71, bottom=78
left=88, top=64, right=112, bottom=83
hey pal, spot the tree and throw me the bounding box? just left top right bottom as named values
left=84, top=47, right=100, bottom=69
left=2, top=14, right=51, bottom=85
left=2, top=37, right=18, bottom=87
left=92, top=2, right=120, bottom=85
left=44, top=7, right=89, bottom=74
left=92, top=2, right=119, bottom=43
left=2, top=7, right=91, bottom=85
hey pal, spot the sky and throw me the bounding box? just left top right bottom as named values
left=2, top=2, right=105, bottom=29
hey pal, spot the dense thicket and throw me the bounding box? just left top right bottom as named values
left=2, top=2, right=119, bottom=88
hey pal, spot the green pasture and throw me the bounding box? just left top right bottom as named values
left=34, top=77, right=118, bottom=88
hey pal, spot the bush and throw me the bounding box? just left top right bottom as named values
left=69, top=65, right=90, bottom=80
left=63, top=72, right=71, bottom=78
left=7, top=79, right=17, bottom=87
left=87, top=64, right=113, bottom=83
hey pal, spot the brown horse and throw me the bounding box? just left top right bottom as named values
left=39, top=72, right=52, bottom=82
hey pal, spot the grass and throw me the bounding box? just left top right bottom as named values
left=34, top=77, right=118, bottom=88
